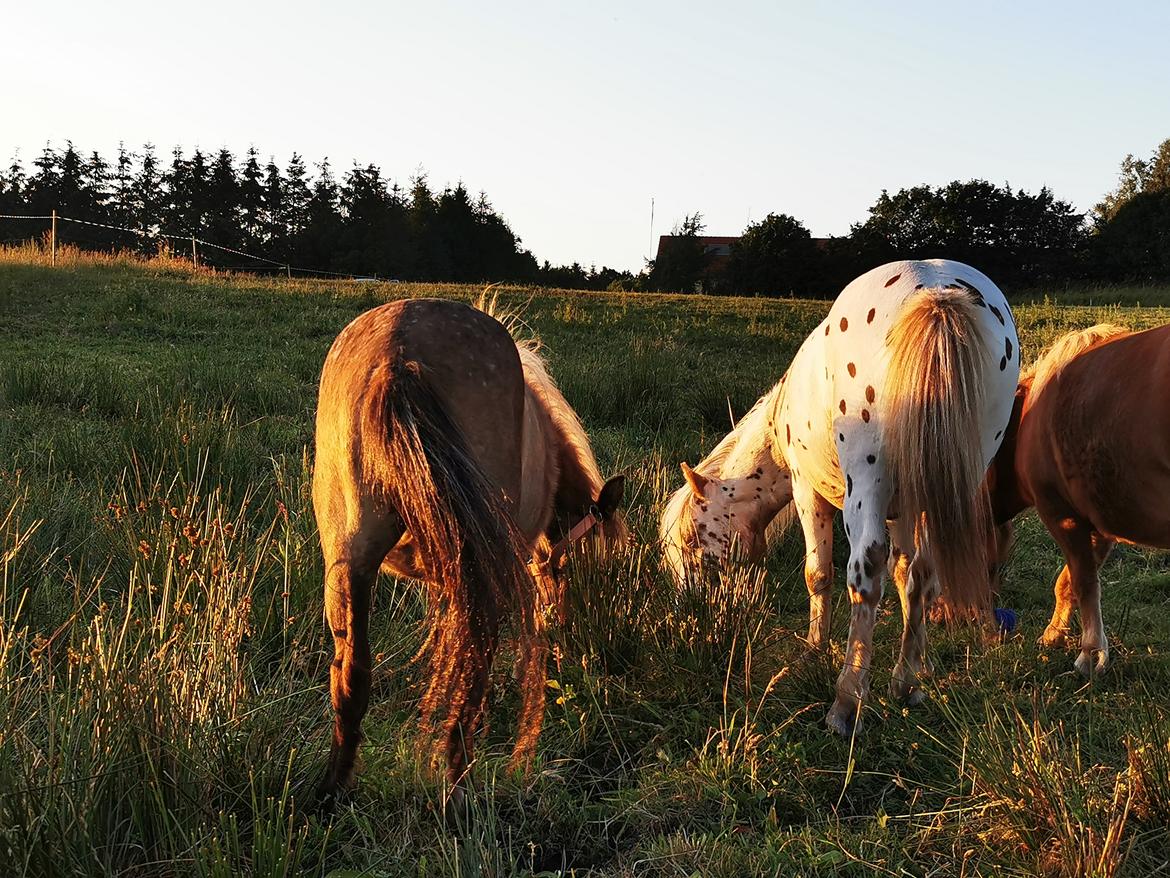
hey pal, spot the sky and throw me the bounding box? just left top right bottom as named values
left=3, top=0, right=1168, bottom=272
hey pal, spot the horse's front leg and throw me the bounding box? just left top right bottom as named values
left=530, top=559, right=565, bottom=628
left=1068, top=527, right=1113, bottom=675
left=793, top=479, right=835, bottom=649
left=826, top=475, right=890, bottom=736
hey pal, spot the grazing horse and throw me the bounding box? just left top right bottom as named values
left=986, top=322, right=1170, bottom=676
left=662, top=260, right=1020, bottom=734
left=313, top=297, right=625, bottom=799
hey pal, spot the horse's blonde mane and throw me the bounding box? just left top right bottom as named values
left=515, top=345, right=605, bottom=491
left=695, top=381, right=785, bottom=476
left=1023, top=323, right=1130, bottom=398
left=659, top=472, right=695, bottom=562
left=475, top=290, right=605, bottom=493
left=659, top=378, right=793, bottom=560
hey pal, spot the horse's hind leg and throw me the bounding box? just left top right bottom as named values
left=1074, top=532, right=1114, bottom=675
left=889, top=519, right=939, bottom=706
left=317, top=495, right=403, bottom=800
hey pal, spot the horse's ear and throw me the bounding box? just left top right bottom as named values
left=596, top=475, right=625, bottom=519
left=681, top=462, right=708, bottom=499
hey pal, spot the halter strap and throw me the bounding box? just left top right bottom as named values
left=528, top=505, right=603, bottom=576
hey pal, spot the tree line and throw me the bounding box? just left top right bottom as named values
left=0, top=142, right=624, bottom=285
left=1, top=138, right=1167, bottom=295
left=650, top=139, right=1170, bottom=296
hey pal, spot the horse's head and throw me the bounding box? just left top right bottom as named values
left=534, top=474, right=626, bottom=624
left=545, top=474, right=628, bottom=563
left=661, top=462, right=773, bottom=585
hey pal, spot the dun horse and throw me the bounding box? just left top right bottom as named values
left=987, top=322, right=1170, bottom=676
left=662, top=260, right=1020, bottom=734
left=313, top=297, right=625, bottom=798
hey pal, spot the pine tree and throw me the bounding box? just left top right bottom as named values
left=26, top=143, right=60, bottom=216
left=0, top=154, right=26, bottom=211
left=205, top=147, right=241, bottom=255
left=83, top=150, right=112, bottom=242
left=0, top=153, right=37, bottom=245
left=303, top=159, right=342, bottom=269
left=238, top=147, right=264, bottom=250
left=283, top=153, right=311, bottom=254
left=261, top=157, right=285, bottom=258
left=409, top=172, right=446, bottom=279
left=187, top=148, right=212, bottom=237
left=58, top=143, right=91, bottom=219
left=163, top=146, right=191, bottom=235
left=109, top=143, right=138, bottom=248
left=132, top=143, right=163, bottom=249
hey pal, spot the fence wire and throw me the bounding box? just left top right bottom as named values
left=0, top=211, right=374, bottom=280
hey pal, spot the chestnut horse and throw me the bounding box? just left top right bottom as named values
left=313, top=297, right=625, bottom=799
left=662, top=260, right=1020, bottom=734
left=987, top=322, right=1169, bottom=675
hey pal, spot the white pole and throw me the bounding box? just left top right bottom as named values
left=648, top=197, right=655, bottom=261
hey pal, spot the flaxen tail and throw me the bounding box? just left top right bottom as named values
left=883, top=289, right=992, bottom=620
left=359, top=356, right=544, bottom=782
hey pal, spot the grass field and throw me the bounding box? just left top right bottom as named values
left=2, top=247, right=1170, bottom=877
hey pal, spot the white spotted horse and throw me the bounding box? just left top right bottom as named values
left=313, top=297, right=626, bottom=800
left=662, top=260, right=1020, bottom=735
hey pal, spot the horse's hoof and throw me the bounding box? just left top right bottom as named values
left=794, top=640, right=826, bottom=666
left=314, top=780, right=349, bottom=812
left=826, top=700, right=861, bottom=737
left=1037, top=627, right=1068, bottom=648
left=1074, top=648, right=1109, bottom=677
left=889, top=677, right=926, bottom=707
left=315, top=763, right=356, bottom=811
left=441, top=784, right=473, bottom=829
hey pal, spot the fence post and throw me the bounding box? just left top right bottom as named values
left=285, top=264, right=291, bottom=279
left=51, top=210, right=57, bottom=266
left=191, top=235, right=198, bottom=270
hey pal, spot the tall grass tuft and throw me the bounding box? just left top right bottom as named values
left=1125, top=702, right=1170, bottom=826
left=958, top=699, right=1134, bottom=878
left=0, top=467, right=327, bottom=875
left=664, top=561, right=775, bottom=677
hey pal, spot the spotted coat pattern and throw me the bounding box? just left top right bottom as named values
left=663, top=259, right=1020, bottom=735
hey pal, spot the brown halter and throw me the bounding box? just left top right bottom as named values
left=527, top=504, right=603, bottom=578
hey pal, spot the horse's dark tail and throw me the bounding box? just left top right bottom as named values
left=359, top=356, right=542, bottom=784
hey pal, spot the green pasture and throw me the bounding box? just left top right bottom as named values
left=2, top=249, right=1169, bottom=876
